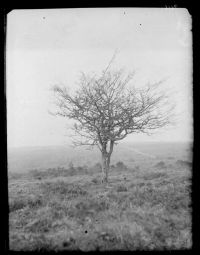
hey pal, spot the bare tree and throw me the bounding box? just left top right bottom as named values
left=51, top=63, right=174, bottom=183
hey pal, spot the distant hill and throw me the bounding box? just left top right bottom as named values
left=7, top=141, right=192, bottom=173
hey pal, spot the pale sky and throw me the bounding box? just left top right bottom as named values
left=6, top=8, right=193, bottom=148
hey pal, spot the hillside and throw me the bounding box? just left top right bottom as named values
left=8, top=141, right=192, bottom=251
left=8, top=142, right=191, bottom=173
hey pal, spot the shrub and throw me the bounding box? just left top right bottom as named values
left=9, top=232, right=55, bottom=251
left=154, top=161, right=166, bottom=169
left=176, top=160, right=192, bottom=168
left=8, top=172, right=24, bottom=180
left=115, top=161, right=128, bottom=170
left=110, top=165, right=115, bottom=170
left=122, top=231, right=149, bottom=250
left=70, top=197, right=110, bottom=222
left=143, top=172, right=168, bottom=181
left=27, top=196, right=43, bottom=209
left=116, top=185, right=128, bottom=192
left=30, top=169, right=45, bottom=179
left=68, top=161, right=74, bottom=170
left=25, top=217, right=53, bottom=233
left=97, top=230, right=119, bottom=250
left=93, top=163, right=102, bottom=172
left=76, top=166, right=88, bottom=174
left=40, top=181, right=88, bottom=199
left=9, top=195, right=44, bottom=213
left=75, top=198, right=109, bottom=212
left=9, top=199, right=27, bottom=212
left=91, top=178, right=99, bottom=184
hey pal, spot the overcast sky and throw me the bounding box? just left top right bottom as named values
left=7, top=8, right=192, bottom=148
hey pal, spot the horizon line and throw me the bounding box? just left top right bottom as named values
left=7, top=140, right=193, bottom=150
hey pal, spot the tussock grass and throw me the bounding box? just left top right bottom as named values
left=9, top=159, right=192, bottom=251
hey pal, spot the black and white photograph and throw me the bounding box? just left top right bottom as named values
left=7, top=8, right=192, bottom=251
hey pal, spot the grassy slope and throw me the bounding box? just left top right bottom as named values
left=8, top=158, right=192, bottom=251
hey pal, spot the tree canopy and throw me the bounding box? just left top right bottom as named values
left=51, top=66, right=175, bottom=182
left=52, top=69, right=173, bottom=149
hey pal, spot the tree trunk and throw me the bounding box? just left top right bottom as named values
left=101, top=153, right=110, bottom=183
left=101, top=141, right=113, bottom=183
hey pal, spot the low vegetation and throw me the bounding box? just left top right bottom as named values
left=9, top=159, right=192, bottom=251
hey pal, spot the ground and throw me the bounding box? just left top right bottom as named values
left=8, top=149, right=192, bottom=251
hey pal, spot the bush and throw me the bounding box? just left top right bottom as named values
left=122, top=231, right=150, bottom=250
left=9, top=195, right=44, bottom=213
left=9, top=232, right=55, bottom=251
left=92, top=163, right=102, bottom=172
left=68, top=161, right=74, bottom=170
left=116, top=185, right=128, bottom=192
left=9, top=199, right=27, bottom=212
left=25, top=217, right=53, bottom=233
left=69, top=197, right=110, bottom=222
left=8, top=172, right=24, bottom=180
left=75, top=198, right=109, bottom=212
left=96, top=230, right=119, bottom=250
left=115, top=162, right=127, bottom=170
left=110, top=165, right=115, bottom=170
left=154, top=161, right=166, bottom=169
left=30, top=168, right=72, bottom=179
left=40, top=181, right=88, bottom=199
left=176, top=160, right=192, bottom=168
left=27, top=196, right=43, bottom=209
left=91, top=177, right=99, bottom=184
left=143, top=172, right=168, bottom=181
left=76, top=166, right=88, bottom=173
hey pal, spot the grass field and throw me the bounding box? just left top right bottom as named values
left=8, top=142, right=192, bottom=251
